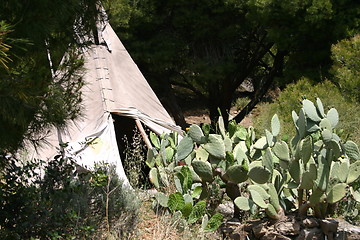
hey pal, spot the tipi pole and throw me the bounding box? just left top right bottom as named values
left=135, top=119, right=152, bottom=149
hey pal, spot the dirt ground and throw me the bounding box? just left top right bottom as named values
left=183, top=107, right=253, bottom=128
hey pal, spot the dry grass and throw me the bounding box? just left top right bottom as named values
left=135, top=199, right=222, bottom=240
left=136, top=201, right=182, bottom=240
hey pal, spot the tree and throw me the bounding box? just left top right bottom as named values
left=0, top=22, right=12, bottom=69
left=0, top=0, right=101, bottom=151
left=108, top=0, right=360, bottom=126
left=331, top=34, right=360, bottom=102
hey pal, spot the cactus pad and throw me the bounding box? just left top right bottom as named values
left=224, top=164, right=248, bottom=184
left=176, top=136, right=194, bottom=161
left=191, top=160, right=213, bottom=182
left=146, top=148, right=158, bottom=168
left=322, top=129, right=333, bottom=143
left=262, top=148, right=274, bottom=173
left=254, top=136, right=268, bottom=150
left=306, top=119, right=321, bottom=133
left=248, top=166, right=271, bottom=184
left=316, top=98, right=325, bottom=118
left=233, top=144, right=248, bottom=165
left=268, top=183, right=281, bottom=212
left=345, top=140, right=360, bottom=161
left=150, top=132, right=160, bottom=149
left=149, top=168, right=160, bottom=189
left=203, top=134, right=226, bottom=159
left=271, top=114, right=281, bottom=137
left=265, top=129, right=275, bottom=147
left=303, top=99, right=322, bottom=122
left=289, top=160, right=302, bottom=184
left=327, top=108, right=339, bottom=128
left=330, top=162, right=340, bottom=181
left=315, top=155, right=330, bottom=192
left=298, top=108, right=307, bottom=138
left=248, top=185, right=270, bottom=200
left=272, top=141, right=290, bottom=162
left=327, top=183, right=347, bottom=204
left=234, top=196, right=253, bottom=211
left=165, top=147, right=175, bottom=162
left=309, top=188, right=324, bottom=207
left=155, top=192, right=169, bottom=207
left=265, top=203, right=280, bottom=220
left=320, top=118, right=332, bottom=130
left=195, top=147, right=209, bottom=162
left=158, top=166, right=169, bottom=187
left=347, top=161, right=360, bottom=184
left=325, top=139, right=341, bottom=159
left=350, top=187, right=360, bottom=202
left=216, top=115, right=226, bottom=136
left=299, top=171, right=316, bottom=190
left=190, top=168, right=202, bottom=183
left=189, top=124, right=206, bottom=144
left=292, top=111, right=299, bottom=129
left=301, top=136, right=313, bottom=165
left=249, top=189, right=268, bottom=209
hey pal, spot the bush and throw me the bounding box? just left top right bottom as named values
left=331, top=34, right=360, bottom=102
left=0, top=154, right=140, bottom=239
left=233, top=97, right=250, bottom=112
left=253, top=78, right=360, bottom=144
left=122, top=128, right=149, bottom=189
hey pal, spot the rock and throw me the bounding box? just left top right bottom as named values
left=243, top=219, right=263, bottom=232
left=275, top=220, right=301, bottom=236
left=320, top=218, right=339, bottom=240
left=221, top=224, right=249, bottom=240
left=228, top=232, right=241, bottom=240
left=216, top=201, right=234, bottom=217
left=229, top=229, right=249, bottom=240
left=301, top=218, right=319, bottom=228
left=320, top=218, right=339, bottom=233
left=253, top=223, right=267, bottom=238
left=221, top=227, right=234, bottom=234
left=296, top=228, right=323, bottom=240
left=336, top=219, right=360, bottom=240
left=261, top=231, right=292, bottom=240
left=220, top=219, right=242, bottom=239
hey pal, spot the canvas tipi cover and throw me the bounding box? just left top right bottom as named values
left=31, top=21, right=181, bottom=184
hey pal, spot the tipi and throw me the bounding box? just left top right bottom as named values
left=32, top=18, right=181, bottom=185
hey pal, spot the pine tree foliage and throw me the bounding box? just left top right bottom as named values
left=0, top=22, right=12, bottom=69
left=0, top=0, right=102, bottom=151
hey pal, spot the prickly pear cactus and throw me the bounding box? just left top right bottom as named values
left=273, top=98, right=360, bottom=217
left=146, top=97, right=360, bottom=221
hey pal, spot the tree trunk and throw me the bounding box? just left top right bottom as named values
left=219, top=77, right=236, bottom=127
left=208, top=77, right=237, bottom=127
left=160, top=79, right=188, bottom=129
left=208, top=79, right=222, bottom=124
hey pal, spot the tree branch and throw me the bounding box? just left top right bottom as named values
left=233, top=50, right=286, bottom=123
left=171, top=73, right=206, bottom=99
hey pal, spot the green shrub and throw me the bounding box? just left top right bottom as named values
left=233, top=97, right=250, bottom=112
left=253, top=78, right=360, bottom=144
left=122, top=128, right=149, bottom=189
left=0, top=154, right=140, bottom=239
left=331, top=34, right=360, bottom=102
